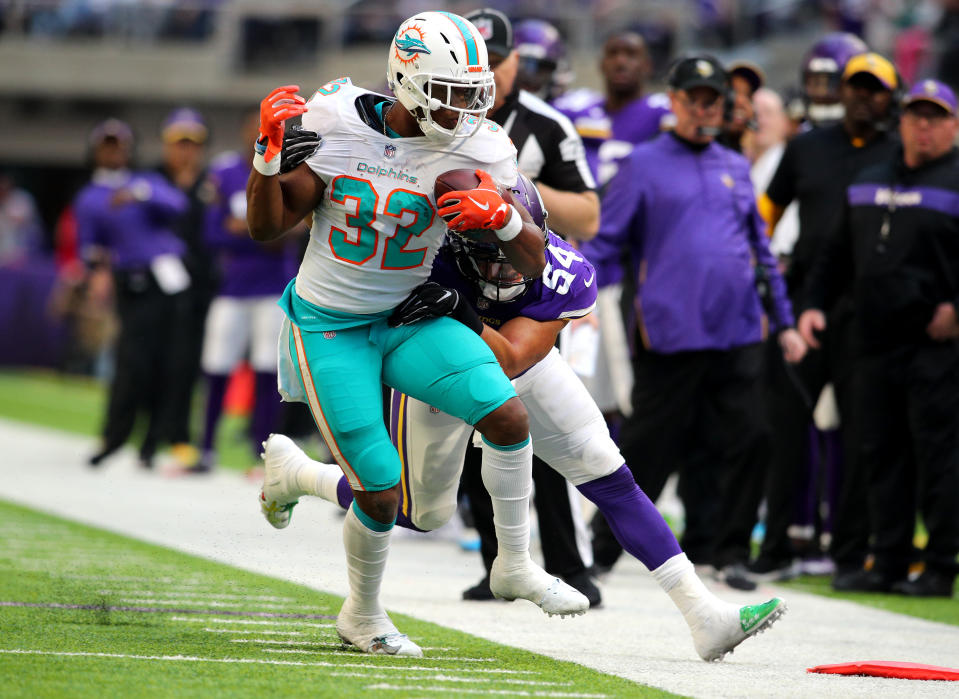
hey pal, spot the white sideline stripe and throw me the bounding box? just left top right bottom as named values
left=203, top=628, right=306, bottom=636
left=366, top=684, right=606, bottom=698
left=333, top=672, right=570, bottom=687
left=0, top=649, right=537, bottom=674
left=259, top=648, right=495, bottom=662
left=171, top=616, right=334, bottom=628
left=115, top=597, right=292, bottom=609
left=98, top=590, right=295, bottom=602
left=228, top=638, right=466, bottom=655
left=231, top=639, right=333, bottom=646
left=66, top=575, right=228, bottom=586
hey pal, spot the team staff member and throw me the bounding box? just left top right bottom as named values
left=583, top=55, right=807, bottom=586
left=157, top=108, right=215, bottom=468
left=77, top=119, right=193, bottom=469
left=757, top=53, right=901, bottom=585
left=718, top=61, right=765, bottom=153
left=458, top=7, right=601, bottom=606
left=799, top=80, right=959, bottom=598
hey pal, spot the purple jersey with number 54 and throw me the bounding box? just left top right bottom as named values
left=430, top=231, right=597, bottom=328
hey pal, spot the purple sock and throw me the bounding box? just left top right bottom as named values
left=202, top=373, right=229, bottom=452
left=334, top=475, right=425, bottom=532
left=577, top=464, right=682, bottom=570
left=251, top=372, right=281, bottom=453
left=336, top=477, right=353, bottom=510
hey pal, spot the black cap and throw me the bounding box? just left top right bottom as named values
left=728, top=61, right=765, bottom=94
left=668, top=55, right=728, bottom=93
left=464, top=8, right=513, bottom=58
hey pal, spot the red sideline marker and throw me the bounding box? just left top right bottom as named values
left=808, top=661, right=959, bottom=681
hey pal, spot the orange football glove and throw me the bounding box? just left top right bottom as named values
left=437, top=170, right=513, bottom=231
left=256, top=85, right=308, bottom=163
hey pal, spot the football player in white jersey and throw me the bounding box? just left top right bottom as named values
left=261, top=173, right=789, bottom=662
left=246, top=11, right=588, bottom=658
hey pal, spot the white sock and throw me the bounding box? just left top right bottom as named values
left=653, top=553, right=727, bottom=625
left=288, top=458, right=342, bottom=504
left=342, top=505, right=392, bottom=618
left=480, top=435, right=533, bottom=566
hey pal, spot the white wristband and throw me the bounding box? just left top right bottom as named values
left=495, top=205, right=523, bottom=242
left=253, top=152, right=281, bottom=177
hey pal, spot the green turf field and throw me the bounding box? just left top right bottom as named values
left=780, top=575, right=958, bottom=626
left=0, top=500, right=669, bottom=698
left=0, top=369, right=266, bottom=472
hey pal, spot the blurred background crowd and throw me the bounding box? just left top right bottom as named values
left=1, top=0, right=957, bottom=598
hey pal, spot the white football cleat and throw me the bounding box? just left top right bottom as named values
left=336, top=597, right=423, bottom=657
left=489, top=555, right=590, bottom=617
left=691, top=597, right=787, bottom=661
left=259, top=434, right=307, bottom=529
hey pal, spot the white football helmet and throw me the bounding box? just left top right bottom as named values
left=387, top=11, right=496, bottom=141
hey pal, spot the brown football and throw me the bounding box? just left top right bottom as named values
left=434, top=168, right=482, bottom=200
left=434, top=168, right=508, bottom=243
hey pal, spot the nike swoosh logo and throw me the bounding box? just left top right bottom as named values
left=583, top=271, right=595, bottom=287
left=437, top=291, right=451, bottom=303
left=467, top=196, right=490, bottom=211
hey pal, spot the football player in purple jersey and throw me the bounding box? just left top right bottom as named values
left=552, top=31, right=672, bottom=188
left=260, top=172, right=788, bottom=662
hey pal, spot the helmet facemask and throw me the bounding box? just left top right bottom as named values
left=448, top=234, right=532, bottom=302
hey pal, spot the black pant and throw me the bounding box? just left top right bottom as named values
left=858, top=343, right=959, bottom=577
left=594, top=342, right=768, bottom=570
left=461, top=443, right=589, bottom=580
left=163, top=278, right=214, bottom=445
left=759, top=302, right=864, bottom=567
left=101, top=269, right=193, bottom=460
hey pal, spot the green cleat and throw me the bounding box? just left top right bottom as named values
left=692, top=597, right=787, bottom=662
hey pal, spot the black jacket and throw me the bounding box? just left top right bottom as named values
left=805, top=146, right=959, bottom=353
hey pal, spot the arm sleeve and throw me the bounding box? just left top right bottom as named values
left=73, top=192, right=105, bottom=263
left=747, top=197, right=795, bottom=329
left=145, top=175, right=189, bottom=219
left=581, top=152, right=643, bottom=288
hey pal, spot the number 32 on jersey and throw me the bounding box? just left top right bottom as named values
left=326, top=175, right=435, bottom=270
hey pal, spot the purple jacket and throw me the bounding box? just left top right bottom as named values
left=204, top=152, right=299, bottom=298
left=583, top=133, right=794, bottom=353
left=74, top=169, right=187, bottom=270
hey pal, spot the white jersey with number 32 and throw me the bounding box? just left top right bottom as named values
left=295, top=78, right=517, bottom=315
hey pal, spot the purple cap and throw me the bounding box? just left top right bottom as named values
left=514, top=19, right=565, bottom=66
left=903, top=79, right=957, bottom=115
left=161, top=107, right=208, bottom=143
left=89, top=118, right=134, bottom=147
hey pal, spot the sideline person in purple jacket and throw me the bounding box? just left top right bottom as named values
left=583, top=55, right=806, bottom=589
left=77, top=119, right=193, bottom=469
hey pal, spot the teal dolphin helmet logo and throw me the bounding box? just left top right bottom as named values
left=395, top=30, right=432, bottom=60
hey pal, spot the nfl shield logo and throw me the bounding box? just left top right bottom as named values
left=477, top=298, right=490, bottom=310
left=323, top=331, right=336, bottom=339
left=384, top=144, right=397, bottom=159
left=473, top=18, right=493, bottom=40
